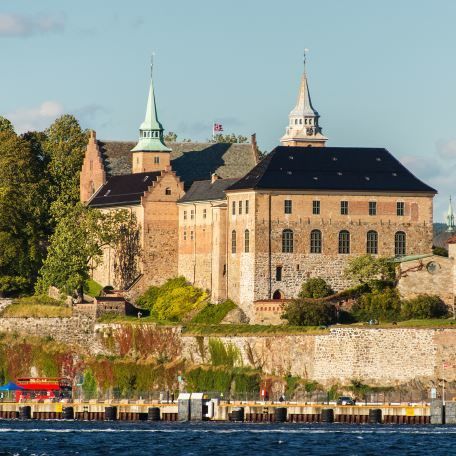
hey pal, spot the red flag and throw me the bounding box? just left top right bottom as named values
left=214, top=123, right=223, bottom=132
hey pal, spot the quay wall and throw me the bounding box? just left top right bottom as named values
left=0, top=315, right=455, bottom=386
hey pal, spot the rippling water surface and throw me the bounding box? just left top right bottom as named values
left=0, top=420, right=455, bottom=456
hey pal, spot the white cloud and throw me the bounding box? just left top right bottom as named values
left=0, top=13, right=64, bottom=37
left=6, top=101, right=64, bottom=133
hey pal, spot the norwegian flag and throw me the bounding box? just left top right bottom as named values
left=213, top=123, right=223, bottom=132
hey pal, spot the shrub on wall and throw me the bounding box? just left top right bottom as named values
left=208, top=338, right=241, bottom=368
left=401, top=294, right=448, bottom=320
left=136, top=277, right=208, bottom=322
left=282, top=300, right=336, bottom=326
left=190, top=300, right=237, bottom=324
left=299, top=278, right=333, bottom=299
left=351, top=288, right=401, bottom=322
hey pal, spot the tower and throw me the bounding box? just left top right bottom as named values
left=131, top=59, right=172, bottom=173
left=280, top=52, right=327, bottom=147
left=446, top=196, right=455, bottom=232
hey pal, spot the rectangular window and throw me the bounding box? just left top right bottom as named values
left=341, top=200, right=349, bottom=215
left=190, top=231, right=194, bottom=240
left=203, top=209, right=207, bottom=219
left=183, top=211, right=187, bottom=220
left=284, top=200, right=292, bottom=214
left=397, top=202, right=404, bottom=216
left=312, top=200, right=320, bottom=215
left=190, top=210, right=194, bottom=220
left=275, top=266, right=282, bottom=281
left=245, top=200, right=249, bottom=214
left=369, top=201, right=377, bottom=216
left=154, top=156, right=160, bottom=164
left=239, top=201, right=242, bottom=214
left=232, top=201, right=236, bottom=215
left=183, top=231, right=187, bottom=241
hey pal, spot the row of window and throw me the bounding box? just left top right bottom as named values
left=229, top=229, right=407, bottom=256
left=232, top=200, right=250, bottom=215
left=283, top=200, right=405, bottom=216
left=291, top=118, right=314, bottom=125
left=183, top=208, right=208, bottom=220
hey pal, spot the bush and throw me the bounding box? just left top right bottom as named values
left=344, top=255, right=396, bottom=285
left=299, top=278, right=333, bottom=299
left=351, top=288, right=401, bottom=322
left=208, top=338, right=241, bottom=368
left=432, top=246, right=448, bottom=257
left=191, top=300, right=237, bottom=324
left=136, top=277, right=208, bottom=322
left=282, top=300, right=336, bottom=326
left=401, top=295, right=448, bottom=320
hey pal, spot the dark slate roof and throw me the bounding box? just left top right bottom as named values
left=89, top=171, right=161, bottom=207
left=97, top=140, right=257, bottom=188
left=179, top=178, right=239, bottom=203
left=227, top=146, right=437, bottom=193
left=433, top=230, right=456, bottom=249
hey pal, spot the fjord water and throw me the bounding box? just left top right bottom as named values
left=0, top=421, right=455, bottom=456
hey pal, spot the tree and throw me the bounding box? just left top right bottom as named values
left=344, top=255, right=395, bottom=288
left=282, top=299, right=336, bottom=326
left=213, top=133, right=248, bottom=144
left=113, top=213, right=141, bottom=289
left=37, top=205, right=137, bottom=299
left=299, top=277, right=333, bottom=299
left=0, top=130, right=48, bottom=294
left=164, top=131, right=178, bottom=142
left=44, top=115, right=88, bottom=219
left=0, top=117, right=14, bottom=134
left=401, top=295, right=448, bottom=320
left=351, top=288, right=401, bottom=322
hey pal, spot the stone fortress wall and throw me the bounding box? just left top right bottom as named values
left=0, top=315, right=454, bottom=387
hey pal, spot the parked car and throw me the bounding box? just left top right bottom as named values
left=337, top=396, right=356, bottom=405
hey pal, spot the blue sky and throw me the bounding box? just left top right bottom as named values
left=2, top=0, right=456, bottom=221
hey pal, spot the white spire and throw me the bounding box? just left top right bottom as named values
left=447, top=196, right=455, bottom=232
left=281, top=51, right=327, bottom=147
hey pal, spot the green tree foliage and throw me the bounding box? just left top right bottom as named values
left=0, top=130, right=48, bottom=294
left=344, top=255, right=396, bottom=287
left=351, top=288, right=401, bottom=322
left=190, top=300, right=237, bottom=324
left=44, top=115, right=88, bottom=217
left=137, top=277, right=208, bottom=322
left=37, top=205, right=136, bottom=298
left=0, top=117, right=14, bottom=134
left=82, top=369, right=97, bottom=398
left=401, top=294, right=448, bottom=320
left=432, top=246, right=449, bottom=257
left=282, top=300, right=336, bottom=326
left=299, top=277, right=333, bottom=299
left=214, top=133, right=248, bottom=144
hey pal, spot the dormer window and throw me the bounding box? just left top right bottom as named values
left=104, top=189, right=111, bottom=197
left=143, top=175, right=149, bottom=182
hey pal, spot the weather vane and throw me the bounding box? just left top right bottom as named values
left=150, top=52, right=155, bottom=77
left=303, top=48, right=309, bottom=72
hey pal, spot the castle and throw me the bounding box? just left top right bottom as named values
left=80, top=63, right=436, bottom=319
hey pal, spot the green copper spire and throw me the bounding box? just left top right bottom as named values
left=131, top=58, right=171, bottom=153
left=446, top=196, right=455, bottom=232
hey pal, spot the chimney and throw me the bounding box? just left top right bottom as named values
left=211, top=173, right=219, bottom=184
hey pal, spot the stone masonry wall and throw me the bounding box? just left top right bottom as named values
left=0, top=316, right=454, bottom=387
left=181, top=327, right=456, bottom=386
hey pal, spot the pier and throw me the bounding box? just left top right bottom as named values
left=0, top=398, right=446, bottom=424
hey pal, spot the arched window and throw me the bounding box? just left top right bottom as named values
left=395, top=231, right=406, bottom=256
left=310, top=230, right=322, bottom=254
left=338, top=230, right=350, bottom=254
left=366, top=231, right=378, bottom=254
left=282, top=229, right=294, bottom=253
left=231, top=230, right=237, bottom=254
left=244, top=229, right=250, bottom=253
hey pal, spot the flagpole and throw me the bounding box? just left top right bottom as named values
left=443, top=362, right=446, bottom=406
